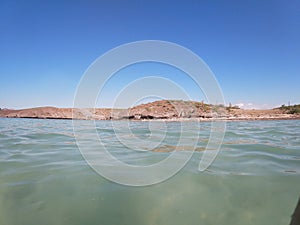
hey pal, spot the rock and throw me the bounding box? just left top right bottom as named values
left=1, top=100, right=299, bottom=121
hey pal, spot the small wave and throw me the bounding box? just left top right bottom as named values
left=152, top=145, right=206, bottom=152
left=21, top=132, right=74, bottom=140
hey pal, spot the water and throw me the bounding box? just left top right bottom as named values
left=0, top=118, right=299, bottom=225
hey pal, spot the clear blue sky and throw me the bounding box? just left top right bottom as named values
left=0, top=0, right=299, bottom=109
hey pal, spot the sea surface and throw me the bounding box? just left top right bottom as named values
left=0, top=118, right=299, bottom=225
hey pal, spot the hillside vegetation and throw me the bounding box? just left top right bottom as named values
left=277, top=104, right=300, bottom=114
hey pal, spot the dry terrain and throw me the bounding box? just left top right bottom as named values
left=1, top=100, right=299, bottom=121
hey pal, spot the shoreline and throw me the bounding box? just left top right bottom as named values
left=1, top=100, right=299, bottom=122
left=1, top=115, right=299, bottom=122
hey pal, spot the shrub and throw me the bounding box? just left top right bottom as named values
left=279, top=104, right=300, bottom=114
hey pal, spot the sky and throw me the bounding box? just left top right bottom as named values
left=0, top=0, right=299, bottom=109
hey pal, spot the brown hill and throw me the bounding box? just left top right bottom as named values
left=0, top=100, right=299, bottom=121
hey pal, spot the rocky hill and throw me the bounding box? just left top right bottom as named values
left=1, top=100, right=299, bottom=121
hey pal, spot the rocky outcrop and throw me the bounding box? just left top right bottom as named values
left=0, top=107, right=73, bottom=119
left=1, top=100, right=299, bottom=121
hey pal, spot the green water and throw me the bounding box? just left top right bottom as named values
left=0, top=118, right=299, bottom=225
